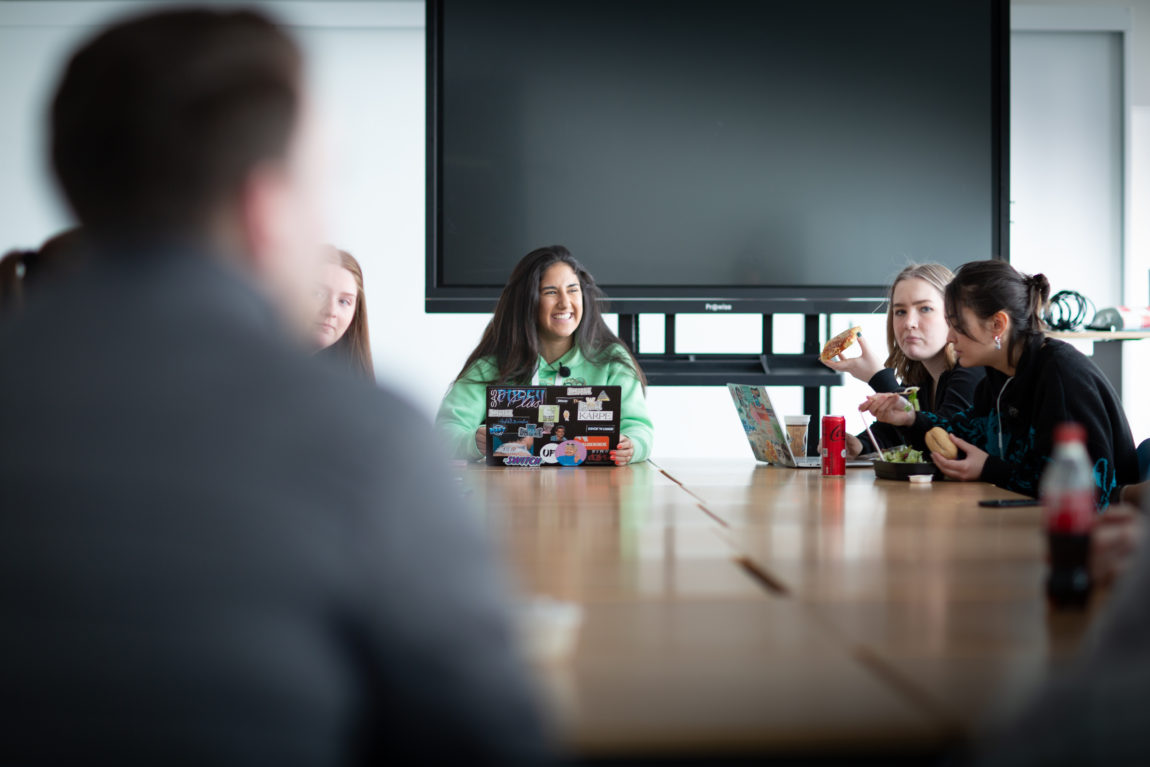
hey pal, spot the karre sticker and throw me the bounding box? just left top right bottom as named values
left=578, top=410, right=614, bottom=422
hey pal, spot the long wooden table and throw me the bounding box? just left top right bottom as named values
left=455, top=459, right=1102, bottom=761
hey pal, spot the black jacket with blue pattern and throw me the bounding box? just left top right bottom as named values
left=907, top=337, right=1138, bottom=507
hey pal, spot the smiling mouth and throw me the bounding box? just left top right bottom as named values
left=552, top=313, right=574, bottom=321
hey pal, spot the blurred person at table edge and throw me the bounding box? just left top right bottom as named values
left=311, top=245, right=374, bottom=381
left=0, top=7, right=548, bottom=766
left=0, top=228, right=88, bottom=313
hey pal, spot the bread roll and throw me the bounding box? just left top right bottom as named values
left=925, top=427, right=958, bottom=460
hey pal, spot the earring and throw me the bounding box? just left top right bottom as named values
left=993, top=335, right=1001, bottom=350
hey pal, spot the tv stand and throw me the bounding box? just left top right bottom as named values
left=617, top=313, right=843, bottom=454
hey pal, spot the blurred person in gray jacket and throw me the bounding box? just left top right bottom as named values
left=0, top=7, right=548, bottom=766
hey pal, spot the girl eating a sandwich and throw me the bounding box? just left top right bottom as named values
left=861, top=260, right=1138, bottom=506
left=822, top=263, right=985, bottom=457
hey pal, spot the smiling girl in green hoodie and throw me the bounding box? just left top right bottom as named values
left=436, top=245, right=653, bottom=465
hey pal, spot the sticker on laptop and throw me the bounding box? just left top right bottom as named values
left=577, top=397, right=602, bottom=412
left=539, top=442, right=559, bottom=464
left=555, top=440, right=587, bottom=466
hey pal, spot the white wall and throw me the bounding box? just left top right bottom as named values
left=1012, top=4, right=1150, bottom=445
left=1011, top=29, right=1123, bottom=307
left=0, top=0, right=492, bottom=429
left=3, top=1, right=1147, bottom=462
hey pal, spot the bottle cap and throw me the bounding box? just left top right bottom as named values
left=1053, top=422, right=1087, bottom=444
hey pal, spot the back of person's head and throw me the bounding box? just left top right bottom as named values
left=320, top=247, right=374, bottom=380
left=945, top=260, right=1050, bottom=362
left=885, top=262, right=956, bottom=386
left=456, top=245, right=646, bottom=387
left=51, top=8, right=302, bottom=241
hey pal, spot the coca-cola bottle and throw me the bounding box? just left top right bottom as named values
left=1039, top=422, right=1095, bottom=609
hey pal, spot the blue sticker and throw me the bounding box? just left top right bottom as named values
left=503, top=455, right=542, bottom=467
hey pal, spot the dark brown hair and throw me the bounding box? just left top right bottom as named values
left=454, top=245, right=646, bottom=387
left=50, top=8, right=301, bottom=238
left=0, top=249, right=31, bottom=312
left=0, top=228, right=87, bottom=313
left=945, top=260, right=1050, bottom=364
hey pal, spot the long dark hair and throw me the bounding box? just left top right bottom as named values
left=945, top=260, right=1050, bottom=364
left=454, top=245, right=646, bottom=387
left=0, top=228, right=87, bottom=314
left=0, top=249, right=32, bottom=312
left=319, top=247, right=374, bottom=381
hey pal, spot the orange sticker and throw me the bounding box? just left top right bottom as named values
left=575, top=436, right=611, bottom=452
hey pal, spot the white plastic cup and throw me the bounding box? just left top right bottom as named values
left=784, top=415, right=811, bottom=457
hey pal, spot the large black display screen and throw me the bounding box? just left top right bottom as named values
left=429, top=0, right=1004, bottom=303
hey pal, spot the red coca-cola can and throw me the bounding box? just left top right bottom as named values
left=821, top=415, right=846, bottom=477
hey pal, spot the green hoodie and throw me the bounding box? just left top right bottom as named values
left=435, top=344, right=654, bottom=463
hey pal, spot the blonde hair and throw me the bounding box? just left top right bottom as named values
left=884, top=263, right=957, bottom=388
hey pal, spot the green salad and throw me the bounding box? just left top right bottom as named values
left=881, top=445, right=927, bottom=464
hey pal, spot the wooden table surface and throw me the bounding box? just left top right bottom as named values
left=455, top=459, right=1101, bottom=761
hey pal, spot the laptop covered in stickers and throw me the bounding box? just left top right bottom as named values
left=484, top=385, right=622, bottom=466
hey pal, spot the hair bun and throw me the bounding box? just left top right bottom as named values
left=1029, top=272, right=1051, bottom=302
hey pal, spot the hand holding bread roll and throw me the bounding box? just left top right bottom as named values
left=925, top=427, right=958, bottom=460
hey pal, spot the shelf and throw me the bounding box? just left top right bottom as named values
left=635, top=354, right=843, bottom=388
left=1048, top=330, right=1150, bottom=341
